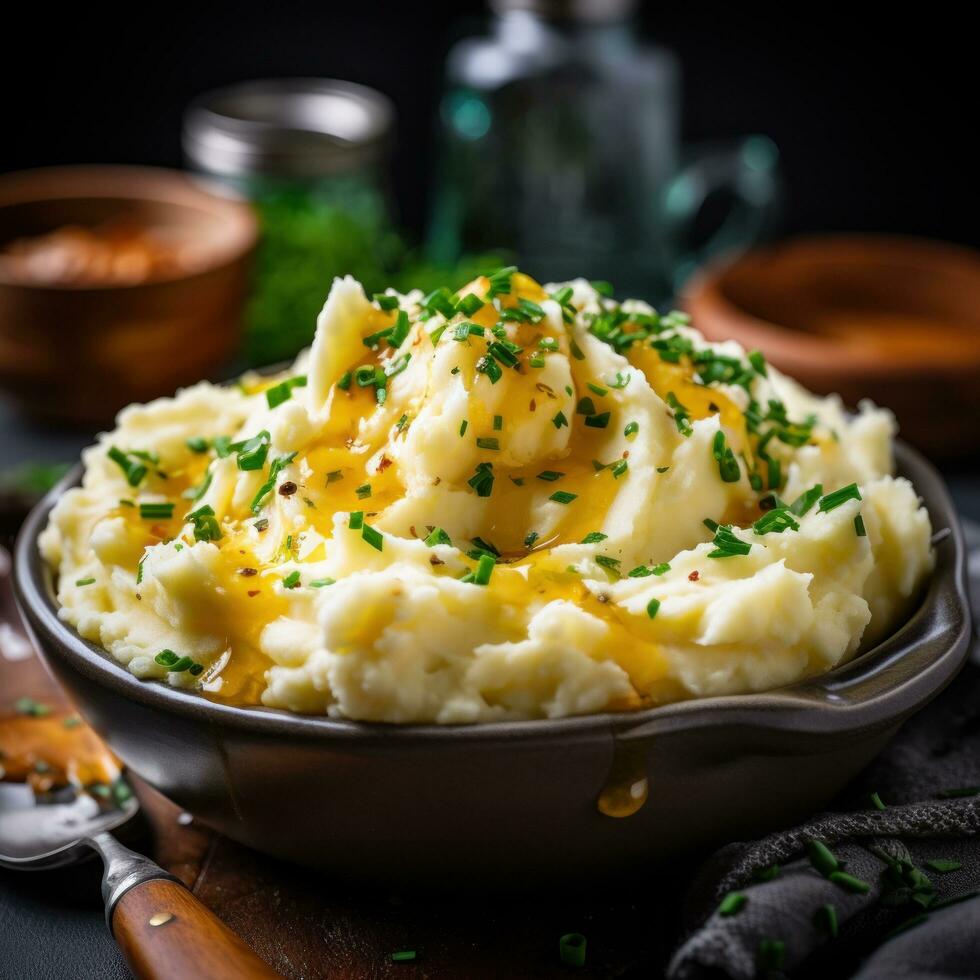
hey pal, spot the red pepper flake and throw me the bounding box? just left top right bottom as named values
left=278, top=481, right=298, bottom=497
left=430, top=555, right=444, bottom=566
left=529, top=398, right=537, bottom=412
left=688, top=570, right=700, bottom=582
left=239, top=567, right=258, bottom=577
left=247, top=590, right=261, bottom=597
left=377, top=455, right=393, bottom=472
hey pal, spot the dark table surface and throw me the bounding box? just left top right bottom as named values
left=2, top=392, right=979, bottom=980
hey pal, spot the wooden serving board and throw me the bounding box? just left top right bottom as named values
left=0, top=549, right=682, bottom=979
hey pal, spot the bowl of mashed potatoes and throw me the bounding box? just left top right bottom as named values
left=14, top=270, right=971, bottom=878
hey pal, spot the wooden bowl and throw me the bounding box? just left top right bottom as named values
left=0, top=166, right=257, bottom=425
left=684, top=235, right=980, bottom=458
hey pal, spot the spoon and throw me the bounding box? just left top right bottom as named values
left=0, top=783, right=282, bottom=979
left=0, top=543, right=282, bottom=979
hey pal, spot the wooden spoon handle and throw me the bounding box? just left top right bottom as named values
left=112, top=878, right=283, bottom=979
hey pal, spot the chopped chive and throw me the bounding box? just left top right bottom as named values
left=472, top=553, right=495, bottom=586
left=814, top=903, right=838, bottom=938
left=485, top=265, right=517, bottom=298
left=186, top=436, right=209, bottom=454
left=757, top=939, right=785, bottom=972
left=529, top=354, right=546, bottom=368
left=75, top=577, right=96, bottom=586
left=646, top=597, right=661, bottom=619
left=587, top=382, right=608, bottom=397
left=349, top=511, right=364, bottom=530
left=585, top=412, right=611, bottom=429
left=373, top=292, right=399, bottom=311
left=139, top=502, right=175, bottom=520
left=424, top=527, right=452, bottom=547
left=154, top=649, right=179, bottom=667
left=185, top=504, right=221, bottom=542
left=755, top=865, right=780, bottom=882
left=707, top=525, right=751, bottom=559
left=806, top=839, right=840, bottom=877
left=391, top=950, right=417, bottom=963
left=356, top=484, right=372, bottom=499
left=337, top=371, right=352, bottom=391
left=107, top=447, right=148, bottom=487
left=459, top=419, right=469, bottom=437
left=870, top=791, right=886, bottom=810
left=282, top=570, right=301, bottom=589
left=624, top=421, right=639, bottom=437
left=476, top=354, right=503, bottom=384
left=388, top=310, right=411, bottom=347
left=576, top=397, right=596, bottom=416
left=14, top=697, right=50, bottom=717
left=818, top=483, right=862, bottom=513
left=558, top=933, right=586, bottom=968
left=457, top=293, right=485, bottom=316
left=938, top=786, right=979, bottom=798
left=550, top=490, right=578, bottom=504
left=524, top=531, right=539, bottom=548
left=493, top=414, right=503, bottom=431
left=581, top=531, right=607, bottom=544
left=552, top=411, right=568, bottom=429
left=854, top=514, right=867, bottom=537
left=829, top=870, right=870, bottom=894
left=612, top=459, right=628, bottom=478
left=712, top=430, right=741, bottom=483
left=309, top=578, right=336, bottom=588
left=926, top=859, right=962, bottom=873
left=665, top=393, right=692, bottom=437
left=748, top=350, right=768, bottom=377
left=361, top=524, right=384, bottom=552
left=265, top=375, right=307, bottom=409
left=537, top=470, right=564, bottom=482
left=476, top=437, right=500, bottom=451
left=718, top=892, right=746, bottom=917
left=595, top=555, right=621, bottom=577
left=628, top=563, right=670, bottom=577
left=753, top=508, right=800, bottom=535
left=236, top=431, right=271, bottom=471
left=789, top=484, right=823, bottom=516
left=468, top=462, right=495, bottom=497
left=326, top=470, right=344, bottom=484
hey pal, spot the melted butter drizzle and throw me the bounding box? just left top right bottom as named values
left=101, top=273, right=767, bottom=712
left=0, top=711, right=120, bottom=795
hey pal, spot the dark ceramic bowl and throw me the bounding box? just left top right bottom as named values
left=13, top=443, right=971, bottom=882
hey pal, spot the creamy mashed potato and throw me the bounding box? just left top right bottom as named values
left=40, top=271, right=933, bottom=723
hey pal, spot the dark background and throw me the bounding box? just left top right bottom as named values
left=2, top=2, right=976, bottom=248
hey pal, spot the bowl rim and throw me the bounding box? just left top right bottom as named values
left=683, top=233, right=980, bottom=379
left=0, top=164, right=257, bottom=292
left=13, top=439, right=972, bottom=746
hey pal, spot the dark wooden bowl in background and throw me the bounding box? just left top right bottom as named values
left=684, top=235, right=980, bottom=459
left=0, top=166, right=257, bottom=426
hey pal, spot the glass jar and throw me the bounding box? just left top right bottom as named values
left=429, top=0, right=779, bottom=302
left=184, top=79, right=399, bottom=365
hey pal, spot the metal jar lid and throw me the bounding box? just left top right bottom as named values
left=183, top=78, right=395, bottom=179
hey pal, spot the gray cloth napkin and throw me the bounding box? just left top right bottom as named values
left=668, top=523, right=980, bottom=980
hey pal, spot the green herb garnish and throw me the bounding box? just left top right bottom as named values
left=819, top=483, right=862, bottom=513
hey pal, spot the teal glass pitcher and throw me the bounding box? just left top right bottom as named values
left=428, top=0, right=780, bottom=301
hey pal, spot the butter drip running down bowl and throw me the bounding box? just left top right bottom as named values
left=13, top=442, right=971, bottom=882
